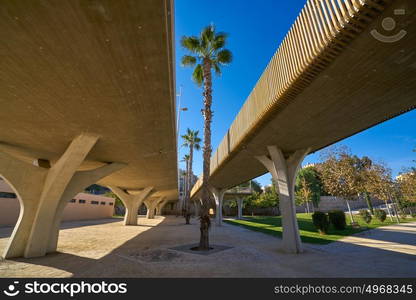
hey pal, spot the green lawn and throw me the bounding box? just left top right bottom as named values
left=224, top=213, right=416, bottom=245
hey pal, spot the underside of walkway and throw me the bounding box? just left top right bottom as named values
left=0, top=216, right=414, bottom=277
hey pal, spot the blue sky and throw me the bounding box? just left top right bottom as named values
left=174, top=0, right=415, bottom=186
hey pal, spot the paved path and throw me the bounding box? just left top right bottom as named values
left=311, top=222, right=416, bottom=255
left=0, top=217, right=415, bottom=277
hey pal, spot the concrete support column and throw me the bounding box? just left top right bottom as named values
left=256, top=146, right=309, bottom=254
left=0, top=151, right=47, bottom=259
left=0, top=134, right=126, bottom=258
left=211, top=187, right=227, bottom=226
left=237, top=197, right=243, bottom=219
left=109, top=186, right=153, bottom=225
left=145, top=197, right=163, bottom=219
left=47, top=162, right=125, bottom=253
left=155, top=197, right=168, bottom=216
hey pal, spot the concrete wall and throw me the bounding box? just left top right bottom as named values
left=161, top=201, right=179, bottom=215
left=0, top=192, right=115, bottom=226
left=296, top=196, right=384, bottom=213
left=219, top=195, right=384, bottom=216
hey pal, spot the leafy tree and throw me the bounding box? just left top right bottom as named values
left=365, top=163, right=397, bottom=222
left=397, top=170, right=416, bottom=203
left=252, top=179, right=279, bottom=209
left=181, top=25, right=232, bottom=250
left=319, top=147, right=360, bottom=224
left=250, top=180, right=262, bottom=193
left=181, top=129, right=201, bottom=224
left=105, top=191, right=124, bottom=216
left=243, top=191, right=261, bottom=215
left=396, top=168, right=416, bottom=215
left=255, top=189, right=279, bottom=208
left=295, top=166, right=321, bottom=213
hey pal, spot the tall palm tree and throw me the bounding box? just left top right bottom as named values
left=181, top=25, right=232, bottom=249
left=180, top=154, right=190, bottom=216
left=181, top=128, right=201, bottom=224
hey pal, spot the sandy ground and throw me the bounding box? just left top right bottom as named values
left=0, top=216, right=415, bottom=278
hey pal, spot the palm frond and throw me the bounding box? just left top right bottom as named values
left=201, top=25, right=215, bottom=48
left=181, top=154, right=190, bottom=162
left=212, top=62, right=221, bottom=76
left=212, top=32, right=228, bottom=50
left=192, top=64, right=204, bottom=86
left=181, top=55, right=197, bottom=67
left=181, top=128, right=202, bottom=150
left=216, top=49, right=232, bottom=64
left=180, top=36, right=201, bottom=53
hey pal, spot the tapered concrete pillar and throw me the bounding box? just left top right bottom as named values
left=0, top=151, right=47, bottom=259
left=211, top=187, right=227, bottom=226
left=145, top=197, right=164, bottom=219
left=256, top=146, right=309, bottom=254
left=237, top=197, right=243, bottom=219
left=47, top=162, right=125, bottom=253
left=109, top=186, right=153, bottom=225
left=145, top=200, right=155, bottom=219
left=0, top=134, right=126, bottom=259
left=155, top=197, right=168, bottom=216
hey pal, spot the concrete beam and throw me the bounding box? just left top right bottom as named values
left=210, top=187, right=227, bottom=226
left=109, top=186, right=153, bottom=225
left=256, top=146, right=309, bottom=254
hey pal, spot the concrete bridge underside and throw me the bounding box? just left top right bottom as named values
left=0, top=0, right=177, bottom=258
left=191, top=0, right=416, bottom=252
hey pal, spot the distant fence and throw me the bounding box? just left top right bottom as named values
left=221, top=195, right=385, bottom=216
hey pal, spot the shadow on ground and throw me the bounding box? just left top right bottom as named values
left=0, top=216, right=415, bottom=277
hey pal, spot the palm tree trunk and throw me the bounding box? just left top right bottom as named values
left=182, top=160, right=189, bottom=216
left=199, top=59, right=213, bottom=250
left=185, top=146, right=194, bottom=224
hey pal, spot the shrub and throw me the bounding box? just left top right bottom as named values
left=359, top=209, right=372, bottom=224
left=312, top=211, right=329, bottom=234
left=328, top=210, right=346, bottom=230
left=373, top=209, right=387, bottom=222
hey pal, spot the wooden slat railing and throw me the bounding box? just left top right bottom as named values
left=191, top=0, right=391, bottom=197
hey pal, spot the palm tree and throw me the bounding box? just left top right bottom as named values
left=181, top=129, right=201, bottom=224
left=181, top=25, right=232, bottom=249
left=180, top=154, right=190, bottom=216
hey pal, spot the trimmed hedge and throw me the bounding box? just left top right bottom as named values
left=359, top=209, right=372, bottom=224
left=374, top=209, right=387, bottom=222
left=328, top=210, right=346, bottom=230
left=312, top=211, right=329, bottom=234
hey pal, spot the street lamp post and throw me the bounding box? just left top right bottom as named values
left=176, top=86, right=188, bottom=214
